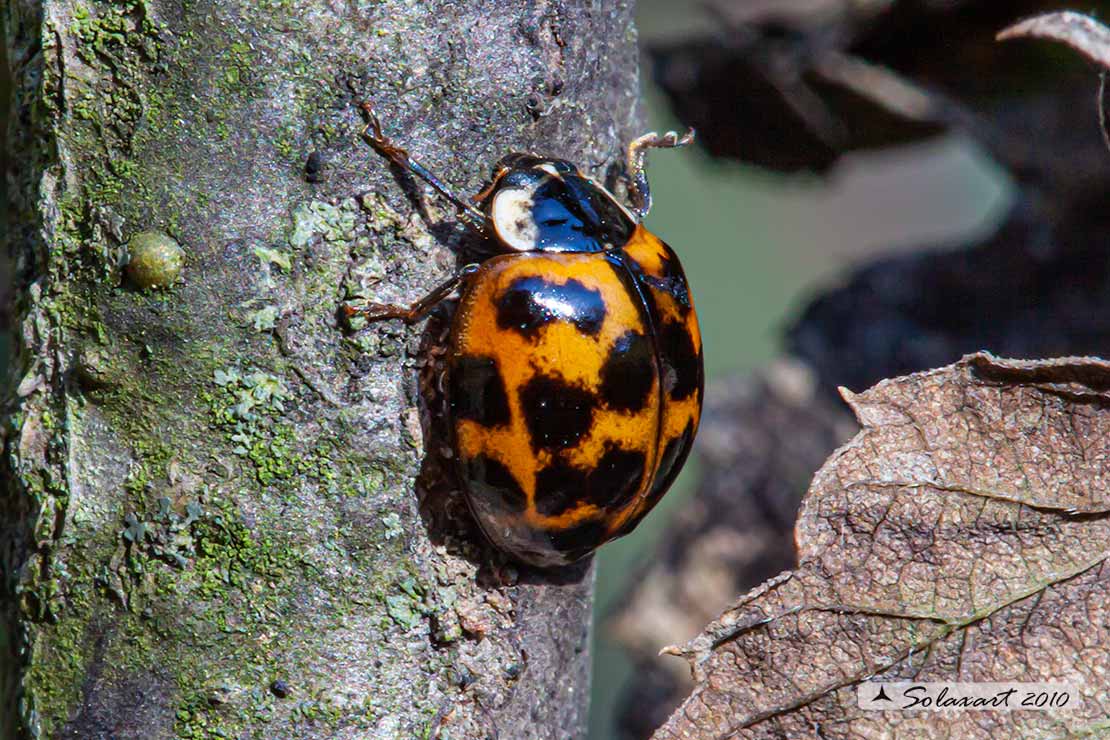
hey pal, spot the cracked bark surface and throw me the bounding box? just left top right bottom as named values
left=2, top=1, right=641, bottom=737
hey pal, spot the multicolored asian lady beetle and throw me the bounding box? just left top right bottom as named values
left=351, top=103, right=703, bottom=567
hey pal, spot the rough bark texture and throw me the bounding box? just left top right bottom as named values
left=2, top=1, right=642, bottom=738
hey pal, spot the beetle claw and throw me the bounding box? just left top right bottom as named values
left=359, top=103, right=408, bottom=161
left=657, top=129, right=696, bottom=148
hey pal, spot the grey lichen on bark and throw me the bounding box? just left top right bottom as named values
left=1, top=1, right=642, bottom=737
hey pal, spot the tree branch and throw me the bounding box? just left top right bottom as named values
left=2, top=1, right=641, bottom=737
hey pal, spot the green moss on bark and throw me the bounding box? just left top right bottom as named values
left=5, top=0, right=635, bottom=736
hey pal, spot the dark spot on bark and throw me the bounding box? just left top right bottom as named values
left=519, top=373, right=596, bottom=451
left=659, top=321, right=701, bottom=401
left=465, top=454, right=528, bottom=515
left=600, top=330, right=655, bottom=412
left=304, top=150, right=323, bottom=183
left=450, top=355, right=511, bottom=427
left=495, top=276, right=607, bottom=340
left=525, top=92, right=544, bottom=119
left=452, top=666, right=478, bottom=689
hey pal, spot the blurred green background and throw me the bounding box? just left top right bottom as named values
left=586, top=2, right=1012, bottom=737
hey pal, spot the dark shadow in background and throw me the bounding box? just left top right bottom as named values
left=605, top=1, right=1110, bottom=736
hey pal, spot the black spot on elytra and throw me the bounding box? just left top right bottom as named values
left=697, top=345, right=705, bottom=404
left=533, top=461, right=587, bottom=516
left=654, top=420, right=694, bottom=495
left=450, top=356, right=511, bottom=427
left=519, top=373, right=596, bottom=451
left=465, top=454, right=527, bottom=515
left=546, top=519, right=608, bottom=561
left=599, top=331, right=655, bottom=412
left=608, top=421, right=692, bottom=539
left=648, top=271, right=692, bottom=313
left=656, top=249, right=693, bottom=311
left=589, top=446, right=647, bottom=508
left=534, top=445, right=646, bottom=517
left=625, top=241, right=693, bottom=313
left=495, top=276, right=607, bottom=340
left=659, top=321, right=701, bottom=401
left=611, top=422, right=695, bottom=539
left=658, top=248, right=680, bottom=279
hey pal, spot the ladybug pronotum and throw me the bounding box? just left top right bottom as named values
left=352, top=103, right=703, bottom=567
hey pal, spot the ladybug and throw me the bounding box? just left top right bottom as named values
left=350, top=103, right=702, bottom=567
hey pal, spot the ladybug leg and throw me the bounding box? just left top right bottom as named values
left=345, top=263, right=481, bottom=325
left=625, top=128, right=696, bottom=219
left=359, top=102, right=491, bottom=233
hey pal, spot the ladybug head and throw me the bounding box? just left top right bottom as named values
left=479, top=155, right=636, bottom=253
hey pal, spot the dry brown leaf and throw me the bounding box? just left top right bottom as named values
left=998, top=11, right=1110, bottom=68
left=998, top=11, right=1110, bottom=154
left=652, top=353, right=1110, bottom=739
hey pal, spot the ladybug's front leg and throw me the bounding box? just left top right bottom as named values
left=625, top=128, right=696, bottom=220
left=344, top=263, right=480, bottom=325
left=359, top=102, right=491, bottom=233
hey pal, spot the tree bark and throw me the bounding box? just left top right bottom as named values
left=2, top=1, right=641, bottom=737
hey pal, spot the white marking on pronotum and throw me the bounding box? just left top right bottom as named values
left=491, top=186, right=541, bottom=251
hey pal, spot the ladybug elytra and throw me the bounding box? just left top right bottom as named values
left=351, top=104, right=703, bottom=567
